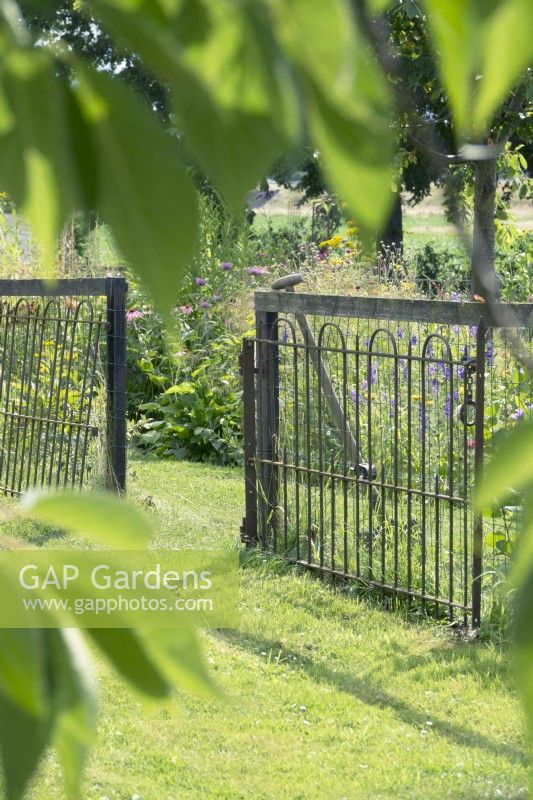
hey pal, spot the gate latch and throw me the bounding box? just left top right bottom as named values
left=458, top=350, right=477, bottom=427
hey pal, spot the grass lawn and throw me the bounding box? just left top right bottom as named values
left=5, top=453, right=528, bottom=800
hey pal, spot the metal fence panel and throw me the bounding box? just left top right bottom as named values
left=0, top=278, right=126, bottom=496
left=243, top=290, right=533, bottom=627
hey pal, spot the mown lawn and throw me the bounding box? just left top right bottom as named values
left=4, top=453, right=528, bottom=800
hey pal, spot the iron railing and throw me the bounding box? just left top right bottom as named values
left=0, top=278, right=126, bottom=495
left=241, top=287, right=533, bottom=627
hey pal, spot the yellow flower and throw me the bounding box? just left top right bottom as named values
left=319, top=234, right=344, bottom=249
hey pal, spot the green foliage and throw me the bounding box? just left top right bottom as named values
left=21, top=491, right=153, bottom=548
left=126, top=283, right=244, bottom=465
left=0, top=0, right=531, bottom=795
left=423, top=0, right=533, bottom=137
left=497, top=232, right=533, bottom=301
left=412, top=242, right=469, bottom=294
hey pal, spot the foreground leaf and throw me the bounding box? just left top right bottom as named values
left=423, top=0, right=533, bottom=136
left=95, top=0, right=299, bottom=212
left=22, top=491, right=153, bottom=548
left=72, top=63, right=199, bottom=319
left=86, top=627, right=217, bottom=700
left=270, top=0, right=394, bottom=242
left=141, top=627, right=219, bottom=697
left=473, top=0, right=533, bottom=134
left=47, top=630, right=96, bottom=800
left=0, top=693, right=51, bottom=800
left=0, top=48, right=93, bottom=271
left=0, top=630, right=47, bottom=716
left=475, top=418, right=533, bottom=508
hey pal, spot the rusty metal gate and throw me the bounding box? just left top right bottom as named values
left=0, top=278, right=126, bottom=495
left=241, top=284, right=533, bottom=627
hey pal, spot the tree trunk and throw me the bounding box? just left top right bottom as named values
left=471, top=158, right=497, bottom=298
left=379, top=193, right=403, bottom=253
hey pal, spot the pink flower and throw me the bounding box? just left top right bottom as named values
left=179, top=305, right=193, bottom=316
left=126, top=308, right=144, bottom=323
left=248, top=266, right=267, bottom=277
left=195, top=277, right=207, bottom=286
left=220, top=261, right=233, bottom=271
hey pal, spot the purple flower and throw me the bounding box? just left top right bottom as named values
left=410, top=335, right=418, bottom=346
left=486, top=340, right=494, bottom=366
left=458, top=365, right=465, bottom=381
left=431, top=378, right=439, bottom=395
left=351, top=389, right=358, bottom=404
left=213, top=294, right=223, bottom=302
left=452, top=325, right=460, bottom=335
left=179, top=305, right=193, bottom=316
left=200, top=300, right=210, bottom=309
left=397, top=328, right=404, bottom=340
left=511, top=408, right=524, bottom=420
left=445, top=396, right=452, bottom=418
left=281, top=325, right=289, bottom=344
left=469, top=325, right=477, bottom=337
left=369, top=363, right=378, bottom=385
left=248, top=266, right=267, bottom=277
left=220, top=261, right=233, bottom=271
left=126, top=308, right=144, bottom=323
left=195, top=277, right=207, bottom=286
left=451, top=292, right=460, bottom=302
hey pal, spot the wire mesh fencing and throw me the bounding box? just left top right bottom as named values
left=0, top=278, right=126, bottom=496
left=242, top=290, right=533, bottom=628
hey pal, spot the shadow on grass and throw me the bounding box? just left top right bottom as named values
left=1, top=517, right=66, bottom=547
left=216, top=626, right=525, bottom=767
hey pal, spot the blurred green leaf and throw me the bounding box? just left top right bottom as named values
left=423, top=0, right=532, bottom=136
left=270, top=0, right=394, bottom=242
left=475, top=418, right=533, bottom=508
left=95, top=0, right=299, bottom=212
left=86, top=628, right=171, bottom=697
left=305, top=84, right=394, bottom=244
left=72, top=63, right=199, bottom=320
left=512, top=496, right=533, bottom=796
left=86, top=627, right=218, bottom=700
left=472, top=0, right=533, bottom=133
left=141, top=628, right=219, bottom=698
left=510, top=487, right=533, bottom=587
left=423, top=0, right=477, bottom=134
left=0, top=49, right=92, bottom=270
left=0, top=630, right=47, bottom=716
left=22, top=491, right=153, bottom=548
left=366, top=0, right=392, bottom=11
left=0, top=692, right=51, bottom=800
left=47, top=630, right=96, bottom=800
